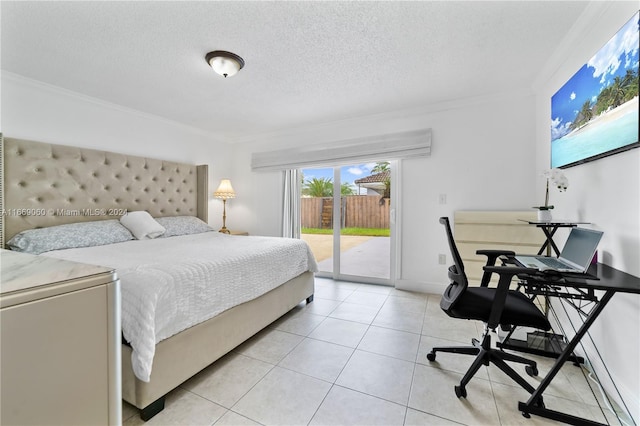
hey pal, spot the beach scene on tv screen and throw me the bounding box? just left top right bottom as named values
left=551, top=11, right=639, bottom=168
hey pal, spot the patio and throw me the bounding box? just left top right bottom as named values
left=301, top=234, right=390, bottom=279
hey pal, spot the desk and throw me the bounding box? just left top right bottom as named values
left=518, top=220, right=590, bottom=256
left=513, top=263, right=640, bottom=425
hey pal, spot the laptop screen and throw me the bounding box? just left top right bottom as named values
left=561, top=228, right=603, bottom=270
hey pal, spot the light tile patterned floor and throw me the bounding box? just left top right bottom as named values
left=122, top=278, right=616, bottom=425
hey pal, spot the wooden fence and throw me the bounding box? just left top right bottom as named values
left=301, top=196, right=390, bottom=229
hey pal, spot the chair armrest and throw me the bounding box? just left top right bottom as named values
left=483, top=265, right=537, bottom=275
left=482, top=265, right=538, bottom=329
left=476, top=250, right=517, bottom=287
left=477, top=249, right=516, bottom=257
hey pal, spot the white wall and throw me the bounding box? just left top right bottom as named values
left=231, top=90, right=538, bottom=292
left=533, top=2, right=639, bottom=420
left=1, top=72, right=234, bottom=226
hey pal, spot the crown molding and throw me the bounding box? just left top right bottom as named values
left=1, top=71, right=229, bottom=144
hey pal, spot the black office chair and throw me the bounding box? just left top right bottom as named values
left=427, top=217, right=551, bottom=398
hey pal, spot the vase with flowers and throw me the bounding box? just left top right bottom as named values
left=534, top=168, right=568, bottom=221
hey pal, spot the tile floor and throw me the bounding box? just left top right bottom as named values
left=123, top=278, right=621, bottom=425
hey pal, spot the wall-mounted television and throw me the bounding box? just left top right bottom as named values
left=551, top=11, right=639, bottom=169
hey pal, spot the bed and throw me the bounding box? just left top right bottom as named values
left=1, top=137, right=316, bottom=420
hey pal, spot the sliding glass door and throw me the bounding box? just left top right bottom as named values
left=300, top=166, right=335, bottom=274
left=300, top=162, right=395, bottom=285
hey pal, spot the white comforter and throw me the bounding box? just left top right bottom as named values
left=43, top=232, right=317, bottom=382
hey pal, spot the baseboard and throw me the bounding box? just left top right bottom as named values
left=584, top=355, right=639, bottom=423
left=610, top=373, right=639, bottom=424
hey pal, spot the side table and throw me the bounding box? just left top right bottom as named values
left=518, top=220, right=590, bottom=256
left=1, top=250, right=121, bottom=425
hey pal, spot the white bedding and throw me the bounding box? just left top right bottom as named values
left=43, top=232, right=317, bottom=382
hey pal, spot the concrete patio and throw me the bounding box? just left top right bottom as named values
left=301, top=234, right=390, bottom=279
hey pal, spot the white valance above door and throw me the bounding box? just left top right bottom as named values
left=251, top=128, right=431, bottom=172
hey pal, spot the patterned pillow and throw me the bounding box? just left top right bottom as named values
left=7, top=220, right=134, bottom=255
left=155, top=216, right=213, bottom=238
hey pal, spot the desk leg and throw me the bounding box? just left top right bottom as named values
left=537, top=226, right=562, bottom=257
left=518, top=291, right=614, bottom=426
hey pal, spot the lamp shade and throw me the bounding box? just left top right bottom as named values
left=205, top=51, right=245, bottom=78
left=214, top=179, right=236, bottom=199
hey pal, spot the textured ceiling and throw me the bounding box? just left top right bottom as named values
left=1, top=1, right=590, bottom=142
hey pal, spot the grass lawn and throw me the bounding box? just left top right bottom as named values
left=302, top=227, right=390, bottom=237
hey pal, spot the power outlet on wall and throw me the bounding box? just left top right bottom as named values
left=438, top=254, right=446, bottom=264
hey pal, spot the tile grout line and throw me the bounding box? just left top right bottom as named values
left=404, top=295, right=431, bottom=425
left=316, top=286, right=434, bottom=418
left=304, top=281, right=387, bottom=425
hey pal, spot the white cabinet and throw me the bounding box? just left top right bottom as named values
left=1, top=250, right=121, bottom=425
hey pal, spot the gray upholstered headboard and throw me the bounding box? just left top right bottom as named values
left=1, top=137, right=208, bottom=244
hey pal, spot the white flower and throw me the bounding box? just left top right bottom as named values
left=543, top=168, right=569, bottom=192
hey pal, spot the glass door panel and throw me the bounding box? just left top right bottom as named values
left=300, top=167, right=333, bottom=274
left=339, top=163, right=391, bottom=281
left=301, top=162, right=392, bottom=284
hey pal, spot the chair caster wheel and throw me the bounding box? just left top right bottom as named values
left=525, top=365, right=538, bottom=376
left=426, top=352, right=436, bottom=362
left=454, top=385, right=467, bottom=398
left=522, top=412, right=531, bottom=419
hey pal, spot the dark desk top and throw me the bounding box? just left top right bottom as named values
left=527, top=263, right=640, bottom=294
left=570, top=263, right=640, bottom=294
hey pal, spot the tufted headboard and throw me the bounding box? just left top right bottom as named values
left=1, top=137, right=208, bottom=245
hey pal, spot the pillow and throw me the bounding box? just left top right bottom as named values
left=7, top=220, right=134, bottom=255
left=120, top=211, right=166, bottom=240
left=155, top=216, right=213, bottom=238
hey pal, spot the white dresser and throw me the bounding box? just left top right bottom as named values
left=0, top=249, right=121, bottom=425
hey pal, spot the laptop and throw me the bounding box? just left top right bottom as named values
left=514, top=227, right=603, bottom=273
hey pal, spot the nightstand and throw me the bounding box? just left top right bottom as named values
left=229, top=230, right=249, bottom=236
left=0, top=250, right=121, bottom=425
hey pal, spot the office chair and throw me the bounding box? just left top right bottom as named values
left=427, top=217, right=551, bottom=398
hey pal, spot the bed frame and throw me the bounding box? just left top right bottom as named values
left=1, top=137, right=315, bottom=420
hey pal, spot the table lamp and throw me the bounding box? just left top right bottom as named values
left=213, top=179, right=235, bottom=234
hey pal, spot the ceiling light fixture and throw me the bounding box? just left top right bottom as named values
left=205, top=50, right=245, bottom=78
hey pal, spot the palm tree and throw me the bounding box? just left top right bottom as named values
left=610, top=76, right=626, bottom=108
left=371, top=162, right=390, bottom=173
left=341, top=182, right=355, bottom=196
left=571, top=100, right=594, bottom=130
left=593, top=69, right=638, bottom=116
left=621, top=69, right=638, bottom=103
left=579, top=100, right=593, bottom=123
left=302, top=177, right=333, bottom=197
left=621, top=68, right=635, bottom=87
left=302, top=177, right=355, bottom=197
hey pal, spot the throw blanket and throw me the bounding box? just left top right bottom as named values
left=44, top=233, right=317, bottom=381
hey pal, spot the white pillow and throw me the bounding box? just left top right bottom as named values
left=120, top=211, right=166, bottom=240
